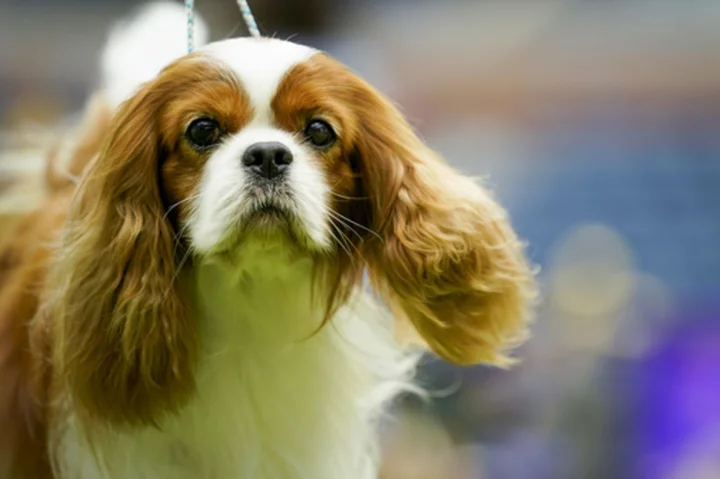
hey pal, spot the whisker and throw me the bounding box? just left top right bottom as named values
left=172, top=218, right=191, bottom=243
left=223, top=23, right=243, bottom=40
left=172, top=221, right=193, bottom=263
left=163, top=194, right=200, bottom=220
left=326, top=208, right=384, bottom=242
left=163, top=224, right=194, bottom=300
left=327, top=216, right=362, bottom=263
left=328, top=222, right=354, bottom=260
left=336, top=224, right=361, bottom=257
left=328, top=191, right=370, bottom=201
left=168, top=245, right=193, bottom=297
left=326, top=211, right=364, bottom=242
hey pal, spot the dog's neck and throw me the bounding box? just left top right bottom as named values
left=165, top=239, right=383, bottom=478
left=187, top=238, right=326, bottom=352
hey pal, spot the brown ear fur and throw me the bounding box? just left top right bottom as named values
left=45, top=85, right=196, bottom=426
left=354, top=83, right=537, bottom=366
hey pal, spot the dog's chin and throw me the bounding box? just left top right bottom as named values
left=208, top=205, right=316, bottom=259
left=247, top=203, right=292, bottom=226
left=242, top=203, right=296, bottom=238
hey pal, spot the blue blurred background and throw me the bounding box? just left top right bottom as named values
left=1, top=1, right=719, bottom=478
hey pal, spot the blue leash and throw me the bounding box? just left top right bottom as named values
left=186, top=0, right=261, bottom=53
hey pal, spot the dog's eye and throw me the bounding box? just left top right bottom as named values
left=186, top=118, right=221, bottom=148
left=304, top=120, right=335, bottom=148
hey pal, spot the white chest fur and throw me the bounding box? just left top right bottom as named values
left=54, top=240, right=417, bottom=479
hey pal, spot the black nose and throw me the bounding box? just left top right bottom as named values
left=242, top=142, right=293, bottom=180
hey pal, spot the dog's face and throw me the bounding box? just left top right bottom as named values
left=50, top=38, right=536, bottom=426
left=158, top=41, right=354, bottom=254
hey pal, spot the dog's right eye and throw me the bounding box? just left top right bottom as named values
left=186, top=118, right=222, bottom=148
left=304, top=119, right=336, bottom=149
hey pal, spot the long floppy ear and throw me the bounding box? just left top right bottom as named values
left=46, top=85, right=196, bottom=426
left=354, top=86, right=537, bottom=366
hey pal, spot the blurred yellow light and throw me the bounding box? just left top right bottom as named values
left=549, top=223, right=636, bottom=317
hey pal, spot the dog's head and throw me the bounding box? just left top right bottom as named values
left=49, top=38, right=537, bottom=426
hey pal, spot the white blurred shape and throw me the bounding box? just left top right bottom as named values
left=101, top=2, right=209, bottom=110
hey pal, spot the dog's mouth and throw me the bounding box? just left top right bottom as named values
left=245, top=201, right=296, bottom=233
left=236, top=187, right=308, bottom=247
left=246, top=185, right=293, bottom=219
left=250, top=202, right=290, bottom=219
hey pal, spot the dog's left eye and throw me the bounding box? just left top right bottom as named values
left=186, top=118, right=221, bottom=148
left=304, top=120, right=336, bottom=148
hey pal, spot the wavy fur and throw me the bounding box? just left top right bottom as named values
left=357, top=95, right=538, bottom=365
left=45, top=84, right=197, bottom=427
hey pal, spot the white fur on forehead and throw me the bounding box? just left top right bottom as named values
left=200, top=38, right=317, bottom=123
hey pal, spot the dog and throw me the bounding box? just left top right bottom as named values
left=0, top=3, right=536, bottom=478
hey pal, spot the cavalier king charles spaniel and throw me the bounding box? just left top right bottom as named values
left=0, top=3, right=536, bottom=478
